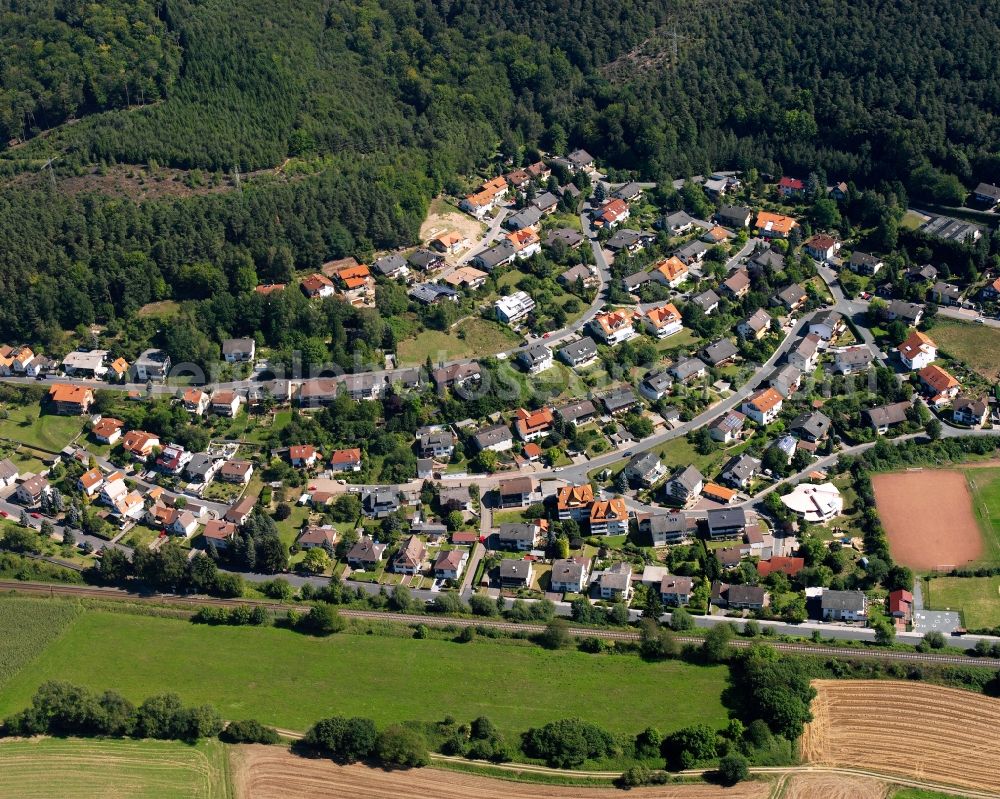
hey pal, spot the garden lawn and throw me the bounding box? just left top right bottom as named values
left=0, top=405, right=85, bottom=452
left=931, top=318, right=1000, bottom=381
left=654, top=435, right=725, bottom=475
left=397, top=318, right=519, bottom=365
left=925, top=576, right=1000, bottom=630
left=0, top=738, right=228, bottom=799
left=0, top=607, right=730, bottom=738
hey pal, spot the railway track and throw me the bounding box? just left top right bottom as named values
left=3, top=580, right=999, bottom=668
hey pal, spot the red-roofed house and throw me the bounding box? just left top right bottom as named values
left=300, top=273, right=336, bottom=299
left=330, top=448, right=362, bottom=472
left=756, top=557, right=805, bottom=578
left=514, top=407, right=554, bottom=442
left=289, top=445, right=318, bottom=468
left=887, top=589, right=914, bottom=625
left=778, top=176, right=805, bottom=198
left=592, top=198, right=630, bottom=228
left=918, top=364, right=960, bottom=407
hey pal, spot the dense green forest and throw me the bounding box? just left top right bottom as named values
left=0, top=0, right=180, bottom=143
left=0, top=0, right=998, bottom=348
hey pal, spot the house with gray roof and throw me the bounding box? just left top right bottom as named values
left=556, top=399, right=598, bottom=427
left=665, top=465, right=704, bottom=506
left=549, top=556, right=590, bottom=593
left=821, top=590, right=868, bottom=621
left=545, top=228, right=583, bottom=249
left=863, top=401, right=910, bottom=434
left=622, top=270, right=655, bottom=291
left=715, top=205, right=752, bottom=229
left=506, top=206, right=543, bottom=231
left=498, top=522, right=544, bottom=551
left=691, top=289, right=720, bottom=315
left=557, top=337, right=598, bottom=369
left=558, top=263, right=595, bottom=287
left=702, top=338, right=738, bottom=366
left=613, top=182, right=643, bottom=202
left=409, top=282, right=459, bottom=304
left=659, top=210, right=696, bottom=235
left=639, top=511, right=690, bottom=545
left=676, top=239, right=710, bottom=264
left=499, top=558, right=534, bottom=588
left=472, top=239, right=517, bottom=271
left=518, top=344, right=553, bottom=375
left=886, top=300, right=924, bottom=325
left=738, top=308, right=772, bottom=340
left=639, top=369, right=674, bottom=401
left=706, top=507, right=748, bottom=538
left=720, top=453, right=760, bottom=489
left=373, top=253, right=409, bottom=278
left=709, top=410, right=746, bottom=444
left=472, top=423, right=514, bottom=452
left=790, top=411, right=831, bottom=442
left=749, top=249, right=785, bottom=275
left=772, top=283, right=807, bottom=311
left=532, top=191, right=560, bottom=214
left=670, top=357, right=708, bottom=383
left=602, top=387, right=639, bottom=415
left=624, top=451, right=667, bottom=487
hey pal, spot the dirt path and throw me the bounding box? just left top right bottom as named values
left=230, top=746, right=770, bottom=799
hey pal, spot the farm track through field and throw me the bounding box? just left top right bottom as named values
left=801, top=680, right=1000, bottom=794
left=2, top=580, right=1000, bottom=668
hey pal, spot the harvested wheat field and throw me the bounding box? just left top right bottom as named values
left=780, top=772, right=887, bottom=799
left=871, top=471, right=982, bottom=570
left=231, top=746, right=771, bottom=799
left=801, top=680, right=1000, bottom=792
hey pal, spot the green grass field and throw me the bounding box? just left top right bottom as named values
left=930, top=318, right=1000, bottom=381
left=0, top=605, right=730, bottom=738
left=965, top=467, right=1000, bottom=565
left=892, top=789, right=966, bottom=799
left=397, top=317, right=520, bottom=365
left=0, top=404, right=85, bottom=452
left=0, top=598, right=81, bottom=689
left=0, top=738, right=229, bottom=799
left=925, top=576, right=1000, bottom=629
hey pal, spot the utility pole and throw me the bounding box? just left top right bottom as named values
left=232, top=165, right=243, bottom=196
left=41, top=155, right=59, bottom=189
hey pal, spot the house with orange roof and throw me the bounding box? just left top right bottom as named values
left=210, top=390, right=242, bottom=417
left=755, top=211, right=798, bottom=239
left=897, top=330, right=937, bottom=370
left=918, top=364, right=960, bottom=407
left=703, top=483, right=738, bottom=504
left=91, top=416, right=124, bottom=445
left=460, top=176, right=509, bottom=219
left=77, top=468, right=105, bottom=497
left=121, top=430, right=160, bottom=459
left=507, top=228, right=541, bottom=259
left=289, top=444, right=318, bottom=468
left=514, top=407, right=555, bottom=442
left=557, top=484, right=595, bottom=521
left=300, top=272, right=336, bottom=299
left=47, top=383, right=94, bottom=415
left=642, top=302, right=683, bottom=339
left=108, top=357, right=129, bottom=382
left=329, top=448, right=362, bottom=472
left=335, top=263, right=374, bottom=305
left=652, top=256, right=689, bottom=288
left=589, top=497, right=628, bottom=535
left=742, top=387, right=784, bottom=425
left=431, top=231, right=470, bottom=254
left=701, top=225, right=734, bottom=244
left=202, top=519, right=238, bottom=550
left=980, top=276, right=1000, bottom=302
left=588, top=309, right=636, bottom=346
left=254, top=283, right=286, bottom=296
left=522, top=442, right=543, bottom=461
left=182, top=388, right=210, bottom=416
left=8, top=346, right=34, bottom=374
left=592, top=198, right=630, bottom=228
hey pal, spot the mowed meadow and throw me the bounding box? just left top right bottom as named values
left=0, top=600, right=729, bottom=737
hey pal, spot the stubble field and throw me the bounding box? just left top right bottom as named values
left=231, top=745, right=771, bottom=799
left=800, top=680, right=1000, bottom=793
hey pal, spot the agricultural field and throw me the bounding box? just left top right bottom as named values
left=0, top=738, right=229, bottom=799
left=929, top=318, right=1000, bottom=381
left=871, top=470, right=983, bottom=570
left=801, top=680, right=1000, bottom=793
left=0, top=597, right=81, bottom=690
left=924, top=575, right=1000, bottom=630
left=0, top=605, right=730, bottom=739
left=781, top=773, right=886, bottom=799
left=231, top=745, right=771, bottom=799
left=892, top=790, right=967, bottom=799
